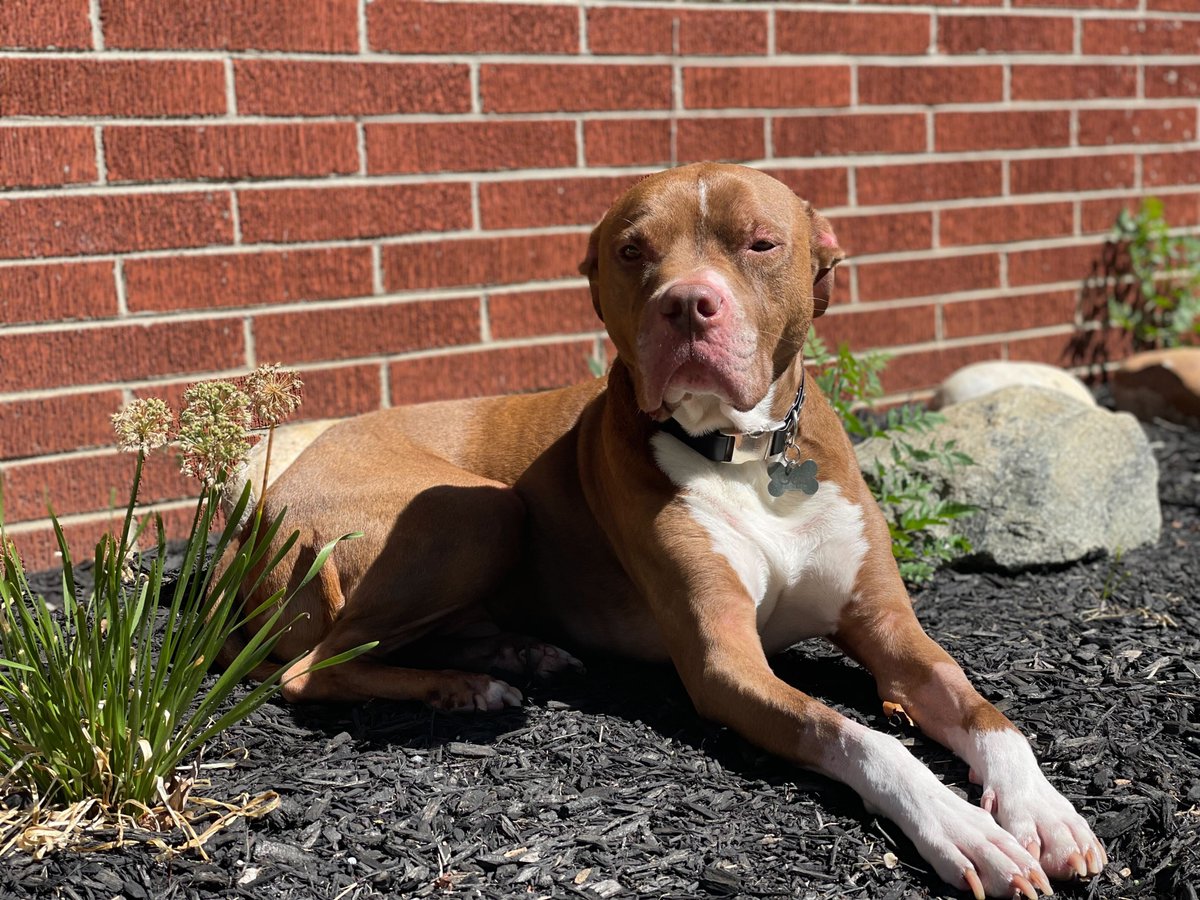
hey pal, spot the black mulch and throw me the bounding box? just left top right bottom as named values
left=5, top=419, right=1199, bottom=900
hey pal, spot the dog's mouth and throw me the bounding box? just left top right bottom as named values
left=638, top=338, right=762, bottom=421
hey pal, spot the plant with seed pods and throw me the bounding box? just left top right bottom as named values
left=0, top=365, right=369, bottom=857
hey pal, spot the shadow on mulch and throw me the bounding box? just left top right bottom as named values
left=4, top=420, right=1198, bottom=900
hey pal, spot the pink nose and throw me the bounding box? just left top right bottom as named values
left=658, top=280, right=726, bottom=333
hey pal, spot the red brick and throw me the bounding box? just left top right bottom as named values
left=1008, top=242, right=1106, bottom=287
left=940, top=202, right=1075, bottom=247
left=0, top=319, right=245, bottom=393
left=1011, top=65, right=1137, bottom=100
left=0, top=192, right=232, bottom=260
left=103, top=0, right=357, bottom=52
left=1144, top=150, right=1200, bottom=188
left=1010, top=155, right=1136, bottom=195
left=479, top=177, right=636, bottom=231
left=0, top=391, right=124, bottom=460
left=0, top=59, right=225, bottom=117
left=2, top=451, right=192, bottom=524
left=1080, top=194, right=1141, bottom=234
left=935, top=110, right=1070, bottom=152
left=776, top=10, right=929, bottom=54
left=882, top=343, right=1004, bottom=393
left=1146, top=65, right=1200, bottom=99
left=481, top=64, right=672, bottom=113
left=370, top=1, right=577, bottom=54
left=676, top=118, right=764, bottom=164
left=584, top=120, right=671, bottom=167
left=943, top=290, right=1077, bottom=339
left=587, top=8, right=767, bottom=55
left=389, top=341, right=596, bottom=405
left=937, top=14, right=1073, bottom=53
left=6, top=504, right=198, bottom=573
left=830, top=212, right=933, bottom=257
left=1005, top=332, right=1078, bottom=366
left=489, top=288, right=600, bottom=340
left=761, top=168, right=850, bottom=209
left=105, top=123, right=359, bottom=183
left=873, top=0, right=1000, bottom=7
left=856, top=161, right=1003, bottom=206
left=814, top=304, right=937, bottom=349
left=1013, top=0, right=1135, bottom=7
left=297, top=364, right=382, bottom=421
left=0, top=0, right=90, bottom=48
left=859, top=66, right=1002, bottom=105
left=774, top=113, right=926, bottom=158
left=124, top=248, right=374, bottom=314
left=238, top=183, right=471, bottom=244
left=0, top=262, right=117, bottom=325
left=366, top=121, right=577, bottom=175
left=385, top=233, right=585, bottom=292
left=1082, top=193, right=1200, bottom=233
left=1148, top=0, right=1200, bottom=8
left=1083, top=19, right=1200, bottom=55
left=237, top=60, right=470, bottom=116
left=685, top=66, right=850, bottom=109
left=0, top=127, right=95, bottom=189
left=1079, top=108, right=1197, bottom=147
left=856, top=253, right=1000, bottom=302
left=254, top=298, right=481, bottom=365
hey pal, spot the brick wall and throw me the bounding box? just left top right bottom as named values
left=2, top=0, right=1198, bottom=569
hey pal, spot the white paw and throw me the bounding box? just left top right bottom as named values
left=827, top=726, right=1052, bottom=899
left=974, top=732, right=1107, bottom=881
left=475, top=678, right=523, bottom=711
left=526, top=643, right=585, bottom=677
left=901, top=775, right=1052, bottom=898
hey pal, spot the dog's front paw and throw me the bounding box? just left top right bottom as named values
left=903, top=784, right=1052, bottom=899
left=428, top=673, right=522, bottom=712
left=972, top=730, right=1107, bottom=881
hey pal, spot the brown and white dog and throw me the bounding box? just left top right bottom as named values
left=219, top=163, right=1105, bottom=898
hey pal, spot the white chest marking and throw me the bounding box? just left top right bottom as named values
left=652, top=432, right=869, bottom=654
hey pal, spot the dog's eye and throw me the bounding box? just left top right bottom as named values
left=749, top=240, right=777, bottom=252
left=619, top=244, right=642, bottom=261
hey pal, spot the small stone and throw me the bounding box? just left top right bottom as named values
left=934, top=361, right=1096, bottom=410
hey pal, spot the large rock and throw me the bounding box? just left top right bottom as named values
left=856, top=386, right=1161, bottom=571
left=1111, top=347, right=1200, bottom=428
left=933, top=360, right=1095, bottom=409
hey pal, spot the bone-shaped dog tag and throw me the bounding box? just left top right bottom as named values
left=767, top=458, right=819, bottom=497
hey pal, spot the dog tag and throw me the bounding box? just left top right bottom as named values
left=767, top=458, right=819, bottom=497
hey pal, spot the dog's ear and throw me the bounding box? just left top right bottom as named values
left=580, top=224, right=603, bottom=322
left=807, top=206, right=845, bottom=318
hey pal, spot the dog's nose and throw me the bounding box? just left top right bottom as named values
left=658, top=280, right=725, bottom=332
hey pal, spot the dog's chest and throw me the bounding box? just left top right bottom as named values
left=653, top=435, right=869, bottom=654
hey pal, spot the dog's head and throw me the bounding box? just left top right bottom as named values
left=580, top=163, right=844, bottom=426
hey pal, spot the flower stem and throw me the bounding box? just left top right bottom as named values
left=255, top=424, right=276, bottom=522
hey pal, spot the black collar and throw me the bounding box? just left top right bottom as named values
left=659, top=368, right=807, bottom=464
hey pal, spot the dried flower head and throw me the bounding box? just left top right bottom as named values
left=177, top=381, right=252, bottom=487
left=245, top=363, right=303, bottom=428
left=111, top=398, right=173, bottom=454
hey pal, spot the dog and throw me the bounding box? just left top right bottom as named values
left=217, top=163, right=1105, bottom=898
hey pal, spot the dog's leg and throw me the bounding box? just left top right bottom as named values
left=834, top=538, right=1107, bottom=887
left=649, top=571, right=1051, bottom=900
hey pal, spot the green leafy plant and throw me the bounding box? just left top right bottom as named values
left=0, top=367, right=369, bottom=857
left=1108, top=196, right=1200, bottom=349
left=807, top=331, right=977, bottom=584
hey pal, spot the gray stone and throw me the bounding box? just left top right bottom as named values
left=856, top=385, right=1161, bottom=571
left=933, top=360, right=1095, bottom=409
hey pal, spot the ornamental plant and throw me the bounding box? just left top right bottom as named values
left=0, top=365, right=367, bottom=857
left=807, top=331, right=977, bottom=585
left=1108, top=196, right=1200, bottom=349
